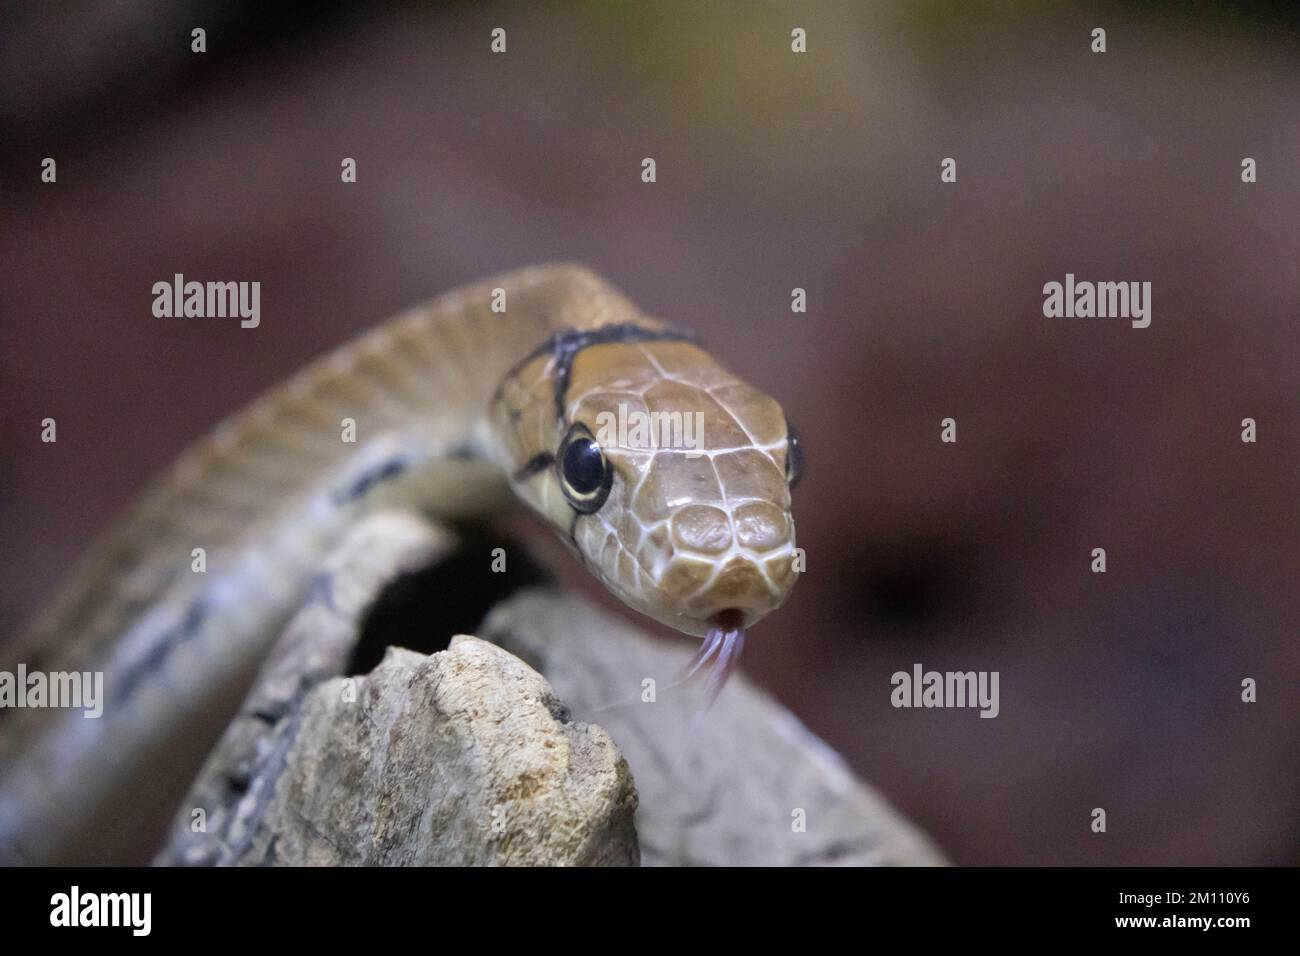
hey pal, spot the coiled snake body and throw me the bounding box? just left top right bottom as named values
left=0, top=265, right=800, bottom=863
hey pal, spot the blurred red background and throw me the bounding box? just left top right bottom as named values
left=1, top=1, right=1296, bottom=864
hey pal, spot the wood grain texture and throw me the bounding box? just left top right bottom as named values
left=160, top=510, right=942, bottom=866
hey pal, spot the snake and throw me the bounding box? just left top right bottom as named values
left=0, top=265, right=801, bottom=864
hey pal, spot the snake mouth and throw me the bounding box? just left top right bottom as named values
left=711, top=607, right=747, bottom=633
left=679, top=609, right=747, bottom=705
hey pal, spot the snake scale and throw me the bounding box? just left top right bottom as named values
left=0, top=265, right=801, bottom=863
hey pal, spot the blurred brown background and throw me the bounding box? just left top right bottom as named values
left=1, top=1, right=1297, bottom=864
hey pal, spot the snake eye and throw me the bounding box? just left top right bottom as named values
left=558, top=424, right=613, bottom=513
left=785, top=424, right=803, bottom=490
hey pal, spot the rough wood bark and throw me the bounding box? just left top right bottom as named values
left=479, top=591, right=946, bottom=866
left=159, top=510, right=944, bottom=866
left=207, top=638, right=639, bottom=865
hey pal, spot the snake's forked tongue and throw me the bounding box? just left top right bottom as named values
left=678, top=609, right=747, bottom=708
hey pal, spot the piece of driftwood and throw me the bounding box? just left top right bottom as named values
left=479, top=593, right=946, bottom=866
left=156, top=512, right=637, bottom=866
left=159, top=510, right=944, bottom=866
left=188, top=638, right=639, bottom=865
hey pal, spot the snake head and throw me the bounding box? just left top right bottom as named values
left=495, top=333, right=801, bottom=647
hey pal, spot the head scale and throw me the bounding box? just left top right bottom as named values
left=491, top=324, right=800, bottom=688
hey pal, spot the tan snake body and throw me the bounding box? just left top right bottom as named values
left=0, top=265, right=800, bottom=863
